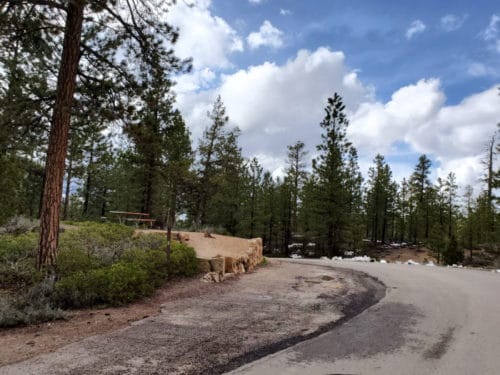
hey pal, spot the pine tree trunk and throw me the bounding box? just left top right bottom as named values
left=37, top=2, right=85, bottom=271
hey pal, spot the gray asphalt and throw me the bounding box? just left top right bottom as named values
left=229, top=259, right=500, bottom=375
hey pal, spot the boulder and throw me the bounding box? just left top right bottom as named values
left=201, top=272, right=222, bottom=283
left=209, top=256, right=225, bottom=274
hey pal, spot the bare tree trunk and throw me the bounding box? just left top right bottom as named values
left=37, top=1, right=85, bottom=271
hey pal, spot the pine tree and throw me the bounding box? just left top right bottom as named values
left=2, top=1, right=189, bottom=270
left=409, top=155, right=432, bottom=244
left=195, top=95, right=229, bottom=227
left=312, top=93, right=361, bottom=256
left=285, top=141, right=308, bottom=238
left=365, top=154, right=396, bottom=245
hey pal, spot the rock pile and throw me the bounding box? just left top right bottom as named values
left=199, top=238, right=263, bottom=283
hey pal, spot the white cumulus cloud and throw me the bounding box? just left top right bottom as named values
left=175, top=44, right=499, bottom=189
left=167, top=0, right=243, bottom=69
left=406, top=20, right=427, bottom=39
left=247, top=20, right=284, bottom=49
left=176, top=47, right=372, bottom=175
left=349, top=81, right=499, bottom=188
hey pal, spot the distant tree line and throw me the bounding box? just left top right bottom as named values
left=0, top=2, right=498, bottom=268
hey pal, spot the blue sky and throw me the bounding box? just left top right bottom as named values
left=167, top=0, right=499, bottom=191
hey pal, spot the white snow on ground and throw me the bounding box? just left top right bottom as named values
left=380, top=259, right=388, bottom=264
left=326, top=256, right=373, bottom=262
left=349, top=256, right=372, bottom=262
left=320, top=256, right=330, bottom=261
left=425, top=261, right=435, bottom=266
left=406, top=260, right=420, bottom=265
left=496, top=269, right=500, bottom=273
left=290, top=254, right=303, bottom=259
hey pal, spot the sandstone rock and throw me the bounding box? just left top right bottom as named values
left=201, top=272, right=221, bottom=283
left=224, top=256, right=237, bottom=274
left=209, top=256, right=225, bottom=274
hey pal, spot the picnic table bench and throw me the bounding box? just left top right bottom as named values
left=109, top=211, right=155, bottom=228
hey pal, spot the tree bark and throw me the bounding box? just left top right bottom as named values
left=37, top=1, right=85, bottom=271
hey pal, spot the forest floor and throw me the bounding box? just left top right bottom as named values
left=0, top=260, right=384, bottom=374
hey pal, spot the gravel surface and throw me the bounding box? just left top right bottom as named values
left=0, top=260, right=384, bottom=375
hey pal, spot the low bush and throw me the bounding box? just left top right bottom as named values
left=56, top=248, right=101, bottom=278
left=59, top=222, right=135, bottom=266
left=0, top=232, right=40, bottom=289
left=1, top=222, right=200, bottom=322
left=0, top=278, right=64, bottom=328
left=0, top=216, right=39, bottom=235
left=168, top=242, right=199, bottom=277
left=54, top=240, right=198, bottom=308
left=121, top=248, right=168, bottom=287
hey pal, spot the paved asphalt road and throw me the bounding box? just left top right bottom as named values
left=230, top=259, right=500, bottom=375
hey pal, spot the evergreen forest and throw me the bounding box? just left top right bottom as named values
left=1, top=1, right=498, bottom=269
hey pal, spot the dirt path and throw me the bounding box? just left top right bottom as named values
left=1, top=260, right=384, bottom=375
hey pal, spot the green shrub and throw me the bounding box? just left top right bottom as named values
left=105, top=261, right=153, bottom=305
left=0, top=278, right=64, bottom=328
left=54, top=268, right=109, bottom=308
left=0, top=232, right=38, bottom=261
left=59, top=222, right=134, bottom=266
left=0, top=232, right=40, bottom=289
left=132, top=233, right=168, bottom=251
left=54, top=261, right=154, bottom=308
left=0, top=216, right=39, bottom=235
left=121, top=248, right=168, bottom=287
left=168, top=242, right=198, bottom=277
left=56, top=247, right=101, bottom=278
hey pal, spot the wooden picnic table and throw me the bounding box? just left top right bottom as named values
left=109, top=211, right=155, bottom=228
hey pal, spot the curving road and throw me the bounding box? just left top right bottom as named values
left=230, top=259, right=500, bottom=375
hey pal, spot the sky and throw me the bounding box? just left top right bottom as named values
left=166, top=0, right=499, bottom=193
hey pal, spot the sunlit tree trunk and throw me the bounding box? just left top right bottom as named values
left=37, top=1, right=85, bottom=271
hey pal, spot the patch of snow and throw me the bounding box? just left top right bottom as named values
left=406, top=260, right=420, bottom=265
left=349, top=256, right=372, bottom=262
left=425, top=261, right=435, bottom=267
left=496, top=269, right=500, bottom=273
left=331, top=256, right=343, bottom=262
left=290, top=254, right=302, bottom=259
left=320, top=256, right=330, bottom=261
left=380, top=259, right=388, bottom=264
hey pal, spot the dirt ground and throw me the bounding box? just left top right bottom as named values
left=0, top=260, right=384, bottom=375
left=374, top=247, right=437, bottom=264
left=137, top=230, right=253, bottom=259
